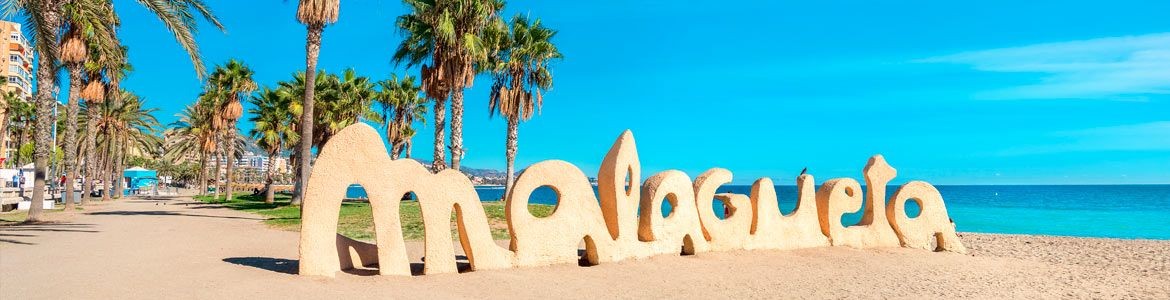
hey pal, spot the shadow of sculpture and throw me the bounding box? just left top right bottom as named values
left=223, top=257, right=298, bottom=275
left=88, top=210, right=266, bottom=221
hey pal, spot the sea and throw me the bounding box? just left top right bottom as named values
left=345, top=184, right=1170, bottom=240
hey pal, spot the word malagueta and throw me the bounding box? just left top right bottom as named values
left=298, top=124, right=966, bottom=277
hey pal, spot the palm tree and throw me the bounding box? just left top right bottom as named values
left=487, top=15, right=561, bottom=193
left=293, top=0, right=340, bottom=206
left=4, top=0, right=222, bottom=220
left=165, top=101, right=217, bottom=196
left=86, top=89, right=161, bottom=198
left=394, top=0, right=504, bottom=172
left=3, top=93, right=34, bottom=168
left=248, top=88, right=298, bottom=204
left=207, top=59, right=256, bottom=201
left=0, top=89, right=24, bottom=167
left=277, top=70, right=377, bottom=152
left=60, top=0, right=121, bottom=208
left=316, top=69, right=378, bottom=146
left=376, top=74, right=427, bottom=159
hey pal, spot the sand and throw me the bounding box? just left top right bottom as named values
left=1, top=197, right=1168, bottom=299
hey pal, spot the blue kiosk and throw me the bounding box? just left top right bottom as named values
left=123, top=167, right=158, bottom=195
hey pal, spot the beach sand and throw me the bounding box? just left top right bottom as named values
left=1, top=197, right=1167, bottom=299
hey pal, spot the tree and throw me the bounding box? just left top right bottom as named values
left=486, top=15, right=561, bottom=193
left=293, top=0, right=340, bottom=206
left=317, top=69, right=378, bottom=146
left=2, top=90, right=30, bottom=168
left=207, top=59, right=256, bottom=201
left=249, top=88, right=298, bottom=204
left=394, top=0, right=504, bottom=172
left=165, top=100, right=218, bottom=196
left=4, top=0, right=222, bottom=221
left=85, top=89, right=162, bottom=198
left=376, top=74, right=427, bottom=159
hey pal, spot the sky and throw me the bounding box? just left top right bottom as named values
left=18, top=0, right=1170, bottom=185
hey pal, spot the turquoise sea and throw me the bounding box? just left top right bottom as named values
left=346, top=184, right=1170, bottom=240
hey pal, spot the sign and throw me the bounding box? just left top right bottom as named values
left=299, top=124, right=965, bottom=277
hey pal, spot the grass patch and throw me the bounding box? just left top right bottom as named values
left=194, top=192, right=555, bottom=241
left=0, top=207, right=70, bottom=224
left=0, top=210, right=29, bottom=224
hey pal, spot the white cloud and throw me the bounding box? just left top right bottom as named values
left=999, top=121, right=1170, bottom=155
left=918, top=33, right=1170, bottom=100
left=1056, top=121, right=1170, bottom=150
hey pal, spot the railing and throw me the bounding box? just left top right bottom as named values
left=0, top=187, right=66, bottom=205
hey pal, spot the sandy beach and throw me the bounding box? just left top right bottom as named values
left=1, top=197, right=1167, bottom=299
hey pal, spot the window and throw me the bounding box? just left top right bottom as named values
left=8, top=33, right=16, bottom=40
left=8, top=55, right=17, bottom=62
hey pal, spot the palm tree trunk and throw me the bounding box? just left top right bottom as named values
left=198, top=151, right=208, bottom=196
left=213, top=149, right=222, bottom=200
left=405, top=141, right=412, bottom=159
left=504, top=117, right=518, bottom=195
left=62, top=67, right=82, bottom=211
left=83, top=106, right=97, bottom=204
left=0, top=104, right=8, bottom=168
left=225, top=127, right=236, bottom=201
left=450, top=91, right=464, bottom=172
left=101, top=139, right=111, bottom=202
left=28, top=7, right=63, bottom=222
left=265, top=152, right=276, bottom=204
left=293, top=24, right=324, bottom=207
left=390, top=142, right=402, bottom=160
left=432, top=97, right=447, bottom=172
left=113, top=136, right=125, bottom=198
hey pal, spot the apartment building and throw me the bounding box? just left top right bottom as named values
left=0, top=20, right=34, bottom=166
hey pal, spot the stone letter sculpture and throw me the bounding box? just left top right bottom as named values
left=299, top=124, right=966, bottom=277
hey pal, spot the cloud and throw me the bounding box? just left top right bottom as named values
left=999, top=121, right=1170, bottom=155
left=918, top=33, right=1170, bottom=100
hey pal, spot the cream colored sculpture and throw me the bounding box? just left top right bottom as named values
left=816, top=156, right=902, bottom=248
left=639, top=170, right=710, bottom=255
left=746, top=175, right=831, bottom=250
left=596, top=131, right=655, bottom=260
left=298, top=124, right=967, bottom=278
left=694, top=169, right=752, bottom=251
left=887, top=181, right=968, bottom=253
left=506, top=160, right=617, bottom=266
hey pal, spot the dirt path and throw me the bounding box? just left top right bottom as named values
left=1, top=197, right=1167, bottom=299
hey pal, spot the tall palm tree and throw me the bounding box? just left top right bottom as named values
left=207, top=59, right=256, bottom=201
left=293, top=0, right=340, bottom=206
left=376, top=74, right=427, bottom=159
left=165, top=101, right=217, bottom=196
left=3, top=93, right=34, bottom=168
left=78, top=70, right=105, bottom=204
left=0, top=89, right=23, bottom=167
left=394, top=0, right=504, bottom=173
left=4, top=0, right=222, bottom=220
left=248, top=88, right=298, bottom=204
left=86, top=89, right=161, bottom=197
left=487, top=15, right=561, bottom=193
left=60, top=0, right=121, bottom=208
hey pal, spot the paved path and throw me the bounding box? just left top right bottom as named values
left=1, top=197, right=1167, bottom=299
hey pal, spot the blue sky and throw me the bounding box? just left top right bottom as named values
left=32, top=0, right=1170, bottom=184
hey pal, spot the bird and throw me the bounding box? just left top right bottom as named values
left=799, top=167, right=808, bottom=176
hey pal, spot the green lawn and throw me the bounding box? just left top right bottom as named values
left=194, top=193, right=554, bottom=241
left=0, top=207, right=72, bottom=224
